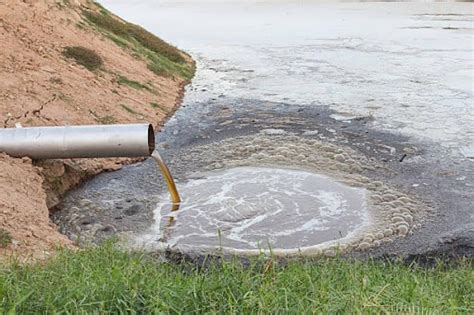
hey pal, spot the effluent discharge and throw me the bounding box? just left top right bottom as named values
left=152, top=150, right=181, bottom=212
left=145, top=152, right=372, bottom=255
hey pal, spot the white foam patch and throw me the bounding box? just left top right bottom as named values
left=302, top=130, right=319, bottom=136
left=330, top=113, right=358, bottom=122
left=136, top=167, right=369, bottom=251
left=260, top=129, right=287, bottom=135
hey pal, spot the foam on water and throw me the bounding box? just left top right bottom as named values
left=137, top=167, right=369, bottom=252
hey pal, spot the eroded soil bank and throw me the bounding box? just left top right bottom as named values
left=0, top=0, right=194, bottom=260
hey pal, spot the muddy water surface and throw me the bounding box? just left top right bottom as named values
left=103, top=0, right=474, bottom=156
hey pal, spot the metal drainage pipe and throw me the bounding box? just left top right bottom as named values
left=0, top=124, right=155, bottom=159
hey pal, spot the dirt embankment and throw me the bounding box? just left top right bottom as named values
left=0, top=0, right=194, bottom=260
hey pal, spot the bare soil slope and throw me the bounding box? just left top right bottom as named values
left=0, top=0, right=194, bottom=260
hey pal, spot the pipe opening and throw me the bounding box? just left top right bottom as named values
left=148, top=124, right=156, bottom=155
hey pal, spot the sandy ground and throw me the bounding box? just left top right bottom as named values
left=0, top=0, right=192, bottom=260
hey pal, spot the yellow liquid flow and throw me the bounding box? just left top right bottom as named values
left=152, top=150, right=181, bottom=211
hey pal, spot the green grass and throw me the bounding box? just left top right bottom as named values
left=150, top=102, right=168, bottom=113
left=82, top=4, right=195, bottom=81
left=83, top=10, right=184, bottom=63
left=0, top=243, right=472, bottom=314
left=120, top=104, right=137, bottom=115
left=88, top=110, right=117, bottom=125
left=0, top=229, right=12, bottom=248
left=117, top=75, right=151, bottom=91
left=62, top=46, right=103, bottom=71
left=145, top=48, right=194, bottom=80
left=96, top=115, right=117, bottom=125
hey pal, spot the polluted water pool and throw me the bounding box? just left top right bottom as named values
left=55, top=133, right=430, bottom=257
left=137, top=166, right=370, bottom=255
left=129, top=133, right=430, bottom=257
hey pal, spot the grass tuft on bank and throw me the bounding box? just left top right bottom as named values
left=0, top=242, right=472, bottom=313
left=0, top=229, right=12, bottom=248
left=117, top=75, right=151, bottom=91
left=82, top=3, right=194, bottom=81
left=62, top=46, right=103, bottom=71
